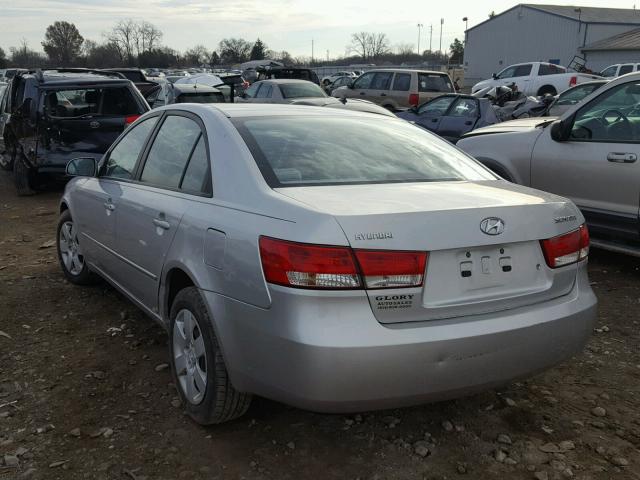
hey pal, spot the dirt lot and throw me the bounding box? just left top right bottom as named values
left=0, top=171, right=639, bottom=480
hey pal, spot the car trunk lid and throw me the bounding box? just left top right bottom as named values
left=275, top=180, right=581, bottom=323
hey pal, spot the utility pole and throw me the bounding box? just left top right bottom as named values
left=429, top=24, right=433, bottom=52
left=326, top=50, right=329, bottom=62
left=311, top=39, right=314, bottom=65
left=417, top=23, right=423, bottom=54
left=439, top=18, right=444, bottom=55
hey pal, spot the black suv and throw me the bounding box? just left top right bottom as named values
left=0, top=69, right=149, bottom=195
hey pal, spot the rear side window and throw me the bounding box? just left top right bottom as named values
left=104, top=116, right=158, bottom=179
left=418, top=74, right=453, bottom=92
left=141, top=115, right=201, bottom=189
left=234, top=116, right=493, bottom=187
left=181, top=136, right=211, bottom=194
left=280, top=83, right=325, bottom=98
left=45, top=87, right=140, bottom=118
left=392, top=73, right=411, bottom=91
left=176, top=92, right=225, bottom=104
left=538, top=64, right=566, bottom=76
left=619, top=64, right=634, bottom=76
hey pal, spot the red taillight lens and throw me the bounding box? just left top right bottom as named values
left=259, top=237, right=360, bottom=289
left=125, top=115, right=140, bottom=125
left=569, top=76, right=577, bottom=87
left=540, top=224, right=589, bottom=268
left=259, top=237, right=429, bottom=290
left=409, top=93, right=419, bottom=106
left=354, top=250, right=427, bottom=289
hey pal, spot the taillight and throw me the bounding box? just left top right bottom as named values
left=259, top=237, right=360, bottom=289
left=125, top=115, right=140, bottom=125
left=569, top=76, right=577, bottom=87
left=354, top=250, right=427, bottom=289
left=540, top=224, right=589, bottom=268
left=259, top=237, right=428, bottom=290
left=409, top=93, right=419, bottom=106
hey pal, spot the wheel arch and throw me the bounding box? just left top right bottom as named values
left=162, top=265, right=198, bottom=324
left=475, top=157, right=517, bottom=182
left=537, top=84, right=557, bottom=96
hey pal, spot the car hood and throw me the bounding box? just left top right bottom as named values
left=472, top=79, right=494, bottom=91
left=289, top=97, right=338, bottom=106
left=462, top=117, right=557, bottom=138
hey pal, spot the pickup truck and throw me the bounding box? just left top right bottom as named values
left=472, top=62, right=601, bottom=97
left=458, top=72, right=640, bottom=256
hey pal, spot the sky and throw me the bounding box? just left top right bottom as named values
left=0, top=0, right=637, bottom=60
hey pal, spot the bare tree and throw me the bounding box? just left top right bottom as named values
left=348, top=32, right=370, bottom=59
left=184, top=44, right=209, bottom=66
left=136, top=21, right=162, bottom=56
left=369, top=33, right=390, bottom=58
left=218, top=38, right=251, bottom=64
left=106, top=20, right=137, bottom=63
left=395, top=42, right=414, bottom=56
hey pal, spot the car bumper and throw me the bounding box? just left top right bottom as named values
left=202, top=263, right=597, bottom=413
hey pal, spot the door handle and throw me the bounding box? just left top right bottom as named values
left=360, top=92, right=366, bottom=95
left=607, top=152, right=637, bottom=163
left=103, top=201, right=115, bottom=211
left=464, top=120, right=473, bottom=125
left=380, top=93, right=387, bottom=97
left=431, top=118, right=439, bottom=122
left=153, top=218, right=170, bottom=230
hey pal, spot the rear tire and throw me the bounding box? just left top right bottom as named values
left=56, top=210, right=99, bottom=285
left=169, top=287, right=252, bottom=424
left=13, top=153, right=36, bottom=196
left=537, top=85, right=557, bottom=97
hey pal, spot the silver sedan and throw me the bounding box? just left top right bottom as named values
left=58, top=104, right=597, bottom=424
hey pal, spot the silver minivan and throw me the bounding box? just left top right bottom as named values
left=332, top=69, right=454, bottom=111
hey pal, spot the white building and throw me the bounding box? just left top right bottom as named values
left=464, top=4, right=640, bottom=87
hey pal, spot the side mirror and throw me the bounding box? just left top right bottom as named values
left=66, top=157, right=97, bottom=177
left=492, top=73, right=498, bottom=80
left=550, top=119, right=570, bottom=142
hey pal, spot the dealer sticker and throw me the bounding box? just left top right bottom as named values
left=374, top=294, right=414, bottom=310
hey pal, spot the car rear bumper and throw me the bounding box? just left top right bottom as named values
left=202, top=263, right=597, bottom=413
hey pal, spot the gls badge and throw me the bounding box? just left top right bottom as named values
left=480, top=217, right=505, bottom=235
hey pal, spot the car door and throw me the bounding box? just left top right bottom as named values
left=437, top=97, right=481, bottom=142
left=114, top=112, right=210, bottom=312
left=0, top=83, right=10, bottom=163
left=494, top=64, right=533, bottom=94
left=346, top=72, right=376, bottom=100
left=367, top=72, right=394, bottom=105
left=531, top=79, right=640, bottom=241
left=412, top=95, right=457, bottom=132
left=73, top=115, right=159, bottom=278
left=388, top=72, right=411, bottom=109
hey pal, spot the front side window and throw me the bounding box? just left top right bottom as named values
left=600, top=66, right=618, bottom=78
left=256, top=84, right=273, bottom=98
left=418, top=96, right=455, bottom=116
left=234, top=116, right=493, bottom=187
left=103, top=116, right=158, bottom=179
left=279, top=83, right=325, bottom=99
left=141, top=115, right=202, bottom=188
left=244, top=83, right=261, bottom=98
left=570, top=81, right=640, bottom=142
left=353, top=72, right=375, bottom=90
left=448, top=98, right=479, bottom=117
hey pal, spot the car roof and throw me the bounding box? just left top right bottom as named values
left=24, top=70, right=129, bottom=86
left=172, top=83, right=222, bottom=93
left=364, top=68, right=446, bottom=75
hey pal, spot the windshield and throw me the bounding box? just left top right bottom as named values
left=234, top=116, right=494, bottom=187
left=280, top=83, right=326, bottom=99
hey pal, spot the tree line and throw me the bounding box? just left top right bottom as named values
left=0, top=20, right=464, bottom=70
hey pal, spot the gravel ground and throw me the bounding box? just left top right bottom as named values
left=1, top=172, right=639, bottom=480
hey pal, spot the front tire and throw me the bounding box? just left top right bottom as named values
left=169, top=287, right=252, bottom=424
left=537, top=85, right=557, bottom=97
left=56, top=210, right=97, bottom=285
left=13, top=153, right=36, bottom=196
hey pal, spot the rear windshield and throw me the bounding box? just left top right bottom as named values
left=176, top=92, right=225, bottom=103
left=418, top=74, right=453, bottom=92
left=280, top=83, right=325, bottom=99
left=234, top=116, right=493, bottom=187
left=44, top=87, right=141, bottom=118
